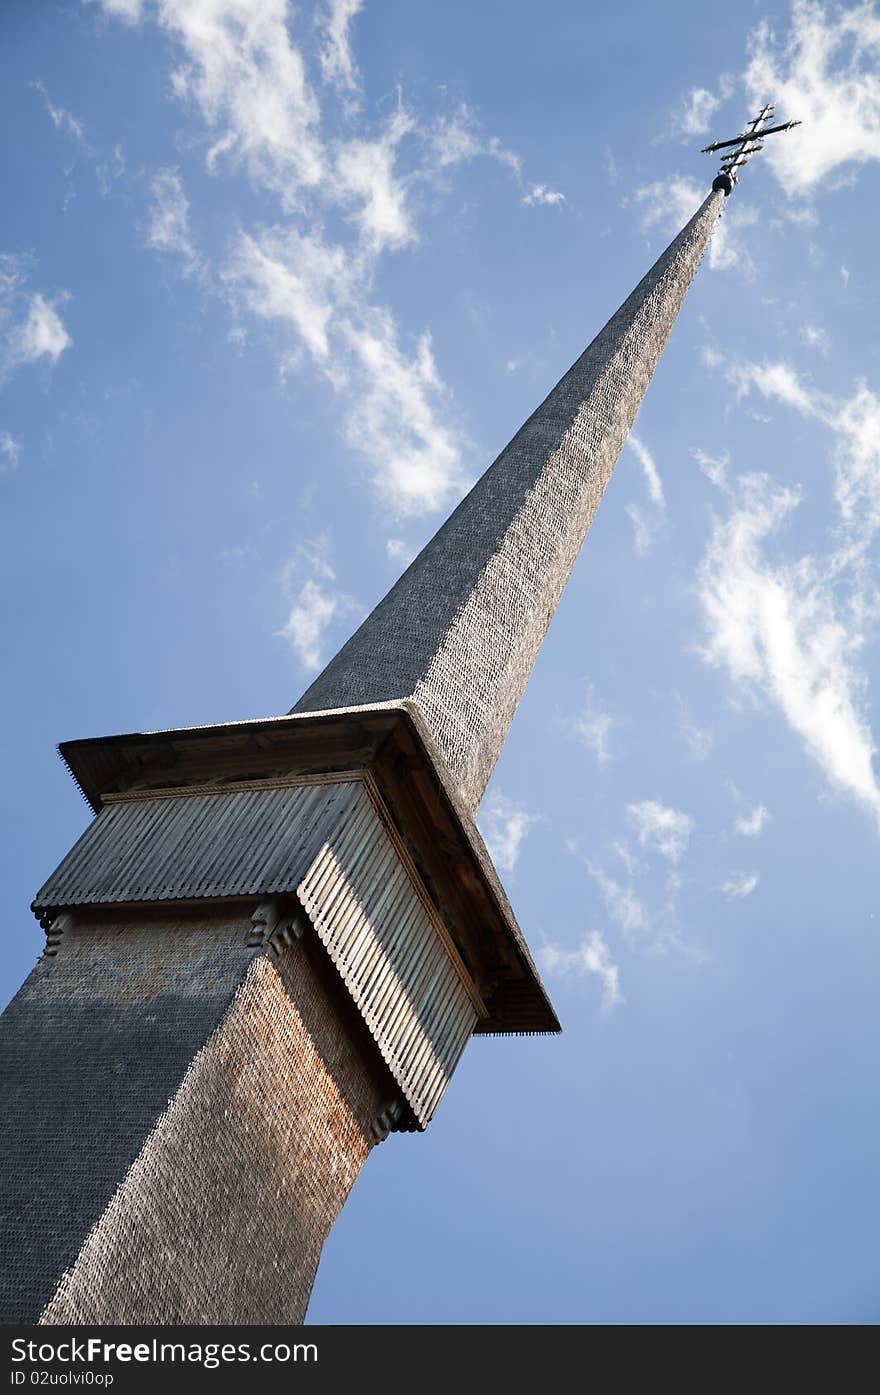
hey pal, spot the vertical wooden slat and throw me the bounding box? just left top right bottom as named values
left=298, top=785, right=478, bottom=1127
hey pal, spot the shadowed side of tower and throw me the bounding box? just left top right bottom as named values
left=2, top=905, right=388, bottom=1324
left=0, top=188, right=724, bottom=1325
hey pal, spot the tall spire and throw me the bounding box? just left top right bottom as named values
left=294, top=191, right=724, bottom=810
left=2, top=118, right=801, bottom=1326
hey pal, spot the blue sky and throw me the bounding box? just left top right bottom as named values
left=2, top=0, right=880, bottom=1324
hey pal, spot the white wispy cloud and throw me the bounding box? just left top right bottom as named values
left=317, top=0, right=363, bottom=94
left=225, top=225, right=347, bottom=363
left=96, top=144, right=126, bottom=196
left=676, top=75, right=734, bottom=137
left=625, top=431, right=665, bottom=553
left=637, top=176, right=758, bottom=275
left=721, top=354, right=880, bottom=562
left=145, top=168, right=199, bottom=274
left=1, top=257, right=72, bottom=381
left=33, top=79, right=85, bottom=143
left=721, top=871, right=760, bottom=899
left=278, top=539, right=359, bottom=672
left=0, top=431, right=20, bottom=470
left=682, top=717, right=713, bottom=760
left=784, top=203, right=819, bottom=226
left=745, top=0, right=880, bottom=196
left=802, top=322, right=831, bottom=354
left=612, top=840, right=641, bottom=879
left=14, top=295, right=71, bottom=366
left=625, top=502, right=657, bottom=555
left=429, top=102, right=521, bottom=175
left=385, top=537, right=416, bottom=567
left=85, top=0, right=145, bottom=21
left=341, top=313, right=469, bottom=514
left=628, top=431, right=664, bottom=506
left=572, top=683, right=616, bottom=764
left=727, top=357, right=816, bottom=415
left=280, top=578, right=339, bottom=671
left=570, top=822, right=699, bottom=959
left=698, top=468, right=880, bottom=822
left=335, top=105, right=417, bottom=253
left=34, top=75, right=129, bottom=204
left=588, top=863, right=648, bottom=933
left=628, top=800, right=694, bottom=863
left=160, top=0, right=325, bottom=198
left=523, top=183, right=565, bottom=207
left=674, top=692, right=714, bottom=760
left=735, top=803, right=771, bottom=837
left=585, top=853, right=692, bottom=957
left=539, top=932, right=623, bottom=1012
left=478, top=792, right=541, bottom=874
left=691, top=445, right=730, bottom=490
left=226, top=225, right=470, bottom=515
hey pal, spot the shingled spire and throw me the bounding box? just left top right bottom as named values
left=294, top=191, right=725, bottom=810
left=2, top=116, right=797, bottom=1325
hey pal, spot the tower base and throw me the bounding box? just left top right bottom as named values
left=1, top=703, right=557, bottom=1323
left=2, top=903, right=390, bottom=1324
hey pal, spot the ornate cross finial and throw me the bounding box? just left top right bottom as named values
left=703, top=103, right=801, bottom=194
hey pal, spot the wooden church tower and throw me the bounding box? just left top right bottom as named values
left=1, top=113, right=794, bottom=1322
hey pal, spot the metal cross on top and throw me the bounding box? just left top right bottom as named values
left=703, top=102, right=802, bottom=194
